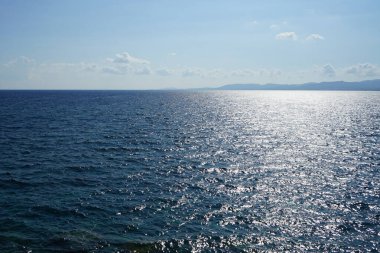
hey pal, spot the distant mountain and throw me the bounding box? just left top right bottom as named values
left=217, top=79, right=380, bottom=91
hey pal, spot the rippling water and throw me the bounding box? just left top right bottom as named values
left=0, top=90, right=379, bottom=252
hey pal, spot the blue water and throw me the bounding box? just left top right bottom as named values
left=0, top=90, right=379, bottom=252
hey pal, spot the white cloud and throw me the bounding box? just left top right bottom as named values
left=345, top=63, right=380, bottom=77
left=5, top=53, right=380, bottom=89
left=206, top=69, right=225, bottom=78
left=101, top=66, right=126, bottom=75
left=169, top=52, right=177, bottom=56
left=322, top=64, right=336, bottom=77
left=0, top=56, right=36, bottom=84
left=179, top=68, right=224, bottom=78
left=101, top=52, right=153, bottom=75
left=82, top=63, right=98, bottom=72
left=156, top=68, right=173, bottom=76
left=275, top=32, right=297, bottom=40
left=182, top=68, right=203, bottom=77
left=111, top=52, right=150, bottom=65
left=270, top=21, right=288, bottom=30
left=231, top=69, right=255, bottom=77
left=226, top=68, right=283, bottom=80
left=3, top=56, right=35, bottom=68
left=101, top=64, right=152, bottom=76
left=134, top=66, right=152, bottom=75
left=306, top=34, right=324, bottom=41
left=270, top=24, right=279, bottom=30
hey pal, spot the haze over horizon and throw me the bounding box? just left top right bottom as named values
left=1, top=0, right=380, bottom=90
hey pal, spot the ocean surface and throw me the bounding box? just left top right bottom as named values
left=0, top=90, right=379, bottom=252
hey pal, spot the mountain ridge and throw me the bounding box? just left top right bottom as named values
left=216, top=79, right=380, bottom=91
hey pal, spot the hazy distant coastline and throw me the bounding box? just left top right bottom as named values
left=214, top=79, right=380, bottom=91
left=1, top=79, right=380, bottom=91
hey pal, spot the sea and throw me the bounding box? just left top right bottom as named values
left=0, top=90, right=379, bottom=252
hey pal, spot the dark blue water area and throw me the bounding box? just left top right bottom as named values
left=0, top=90, right=379, bottom=252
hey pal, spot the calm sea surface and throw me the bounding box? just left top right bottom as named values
left=0, top=90, right=379, bottom=252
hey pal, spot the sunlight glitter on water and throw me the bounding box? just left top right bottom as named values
left=0, top=91, right=379, bottom=252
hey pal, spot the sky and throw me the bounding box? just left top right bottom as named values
left=0, top=0, right=380, bottom=89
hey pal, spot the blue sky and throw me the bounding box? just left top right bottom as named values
left=1, top=0, right=380, bottom=89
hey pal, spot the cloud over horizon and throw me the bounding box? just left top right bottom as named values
left=102, top=52, right=152, bottom=76
left=1, top=53, right=380, bottom=89
left=110, top=52, right=150, bottom=65
left=321, top=64, right=336, bottom=77
left=275, top=32, right=297, bottom=40
left=156, top=68, right=173, bottom=76
left=346, top=63, right=380, bottom=77
left=306, top=34, right=325, bottom=41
